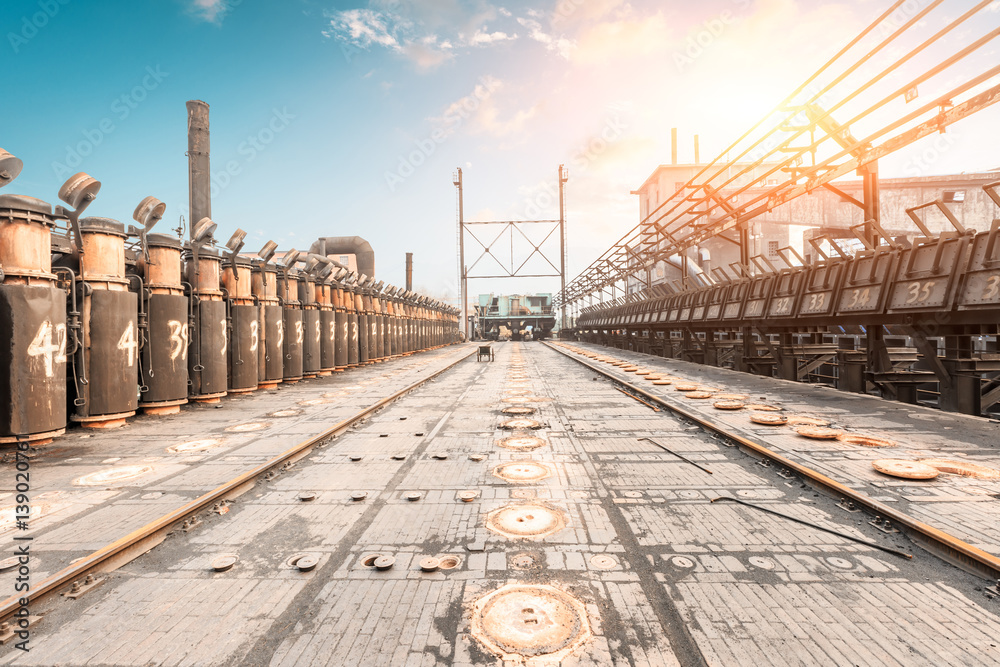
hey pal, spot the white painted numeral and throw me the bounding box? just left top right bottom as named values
left=249, top=319, right=259, bottom=352
left=27, top=320, right=67, bottom=378
left=166, top=319, right=188, bottom=361
left=295, top=321, right=304, bottom=345
left=117, top=321, right=138, bottom=367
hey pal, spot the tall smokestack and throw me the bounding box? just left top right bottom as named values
left=186, top=100, right=211, bottom=238
left=671, top=128, right=678, bottom=165
left=405, top=252, right=413, bottom=291
left=694, top=134, right=700, bottom=164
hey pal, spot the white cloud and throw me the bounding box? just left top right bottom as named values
left=188, top=0, right=232, bottom=24
left=516, top=17, right=574, bottom=59
left=467, top=30, right=517, bottom=46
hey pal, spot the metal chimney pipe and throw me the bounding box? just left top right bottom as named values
left=186, top=100, right=211, bottom=239
left=694, top=134, right=700, bottom=164
left=671, top=128, right=678, bottom=165
left=405, top=252, right=413, bottom=291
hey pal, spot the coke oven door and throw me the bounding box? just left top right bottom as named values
left=89, top=289, right=139, bottom=415
left=141, top=293, right=189, bottom=404
left=229, top=304, right=259, bottom=390
left=0, top=285, right=67, bottom=437
left=263, top=304, right=284, bottom=381
left=197, top=298, right=228, bottom=395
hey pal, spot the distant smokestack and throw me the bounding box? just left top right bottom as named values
left=694, top=134, right=700, bottom=164
left=671, top=128, right=678, bottom=165
left=186, top=100, right=211, bottom=239
left=405, top=252, right=413, bottom=291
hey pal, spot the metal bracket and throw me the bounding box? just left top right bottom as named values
left=62, top=574, right=104, bottom=600
left=869, top=515, right=900, bottom=534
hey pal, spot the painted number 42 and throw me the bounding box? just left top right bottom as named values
left=27, top=320, right=67, bottom=378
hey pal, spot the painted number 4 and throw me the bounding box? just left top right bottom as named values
left=117, top=321, right=139, bottom=367
left=27, top=320, right=67, bottom=378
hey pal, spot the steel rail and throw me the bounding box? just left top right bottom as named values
left=544, top=341, right=1000, bottom=580
left=0, top=345, right=478, bottom=623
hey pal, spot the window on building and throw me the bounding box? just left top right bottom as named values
left=675, top=182, right=686, bottom=193
left=339, top=255, right=350, bottom=264
left=767, top=241, right=780, bottom=258
left=943, top=190, right=965, bottom=203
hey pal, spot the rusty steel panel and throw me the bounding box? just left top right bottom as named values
left=887, top=238, right=968, bottom=313
left=141, top=293, right=189, bottom=405
left=957, top=232, right=1000, bottom=311
left=283, top=308, right=303, bottom=380
left=190, top=298, right=227, bottom=396
left=348, top=313, right=359, bottom=365
left=358, top=313, right=369, bottom=363
left=261, top=304, right=283, bottom=382
left=0, top=285, right=67, bottom=437
left=302, top=309, right=321, bottom=375
left=228, top=304, right=259, bottom=391
left=84, top=289, right=138, bottom=417
left=335, top=310, right=348, bottom=368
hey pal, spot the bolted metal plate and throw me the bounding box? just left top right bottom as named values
left=493, top=462, right=552, bottom=484
left=74, top=465, right=154, bottom=486
left=486, top=503, right=567, bottom=539
left=470, top=584, right=591, bottom=661
left=499, top=418, right=543, bottom=430
left=167, top=438, right=223, bottom=454
left=498, top=436, right=546, bottom=451
left=871, top=459, right=940, bottom=480
left=589, top=555, right=618, bottom=570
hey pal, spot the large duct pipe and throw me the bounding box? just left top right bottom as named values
left=671, top=127, right=678, bottom=165
left=186, top=100, right=211, bottom=237
left=310, top=236, right=375, bottom=278
left=405, top=252, right=413, bottom=291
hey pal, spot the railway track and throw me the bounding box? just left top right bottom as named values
left=4, top=341, right=999, bottom=666
left=0, top=345, right=477, bottom=625
left=546, top=340, right=1000, bottom=581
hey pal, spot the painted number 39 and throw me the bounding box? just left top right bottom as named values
left=27, top=320, right=67, bottom=378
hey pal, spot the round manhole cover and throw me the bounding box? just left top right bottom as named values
left=471, top=585, right=590, bottom=661
left=349, top=455, right=363, bottom=461
left=838, top=434, right=897, bottom=448
left=167, top=438, right=222, bottom=453
left=469, top=454, right=486, bottom=462
left=674, top=384, right=699, bottom=392
left=438, top=555, right=462, bottom=570
left=786, top=415, right=831, bottom=427
left=226, top=422, right=271, bottom=432
left=431, top=453, right=449, bottom=460
left=713, top=400, right=745, bottom=410
left=683, top=391, right=714, bottom=399
left=871, top=459, right=939, bottom=480
left=714, top=393, right=748, bottom=401
left=211, top=554, right=238, bottom=572
left=74, top=465, right=154, bottom=486
left=749, top=556, right=775, bottom=570
left=486, top=503, right=567, bottom=539
left=506, top=389, right=531, bottom=396
left=298, top=492, right=317, bottom=502
left=590, top=555, right=618, bottom=570
left=510, top=553, right=538, bottom=569
left=502, top=406, right=537, bottom=416
left=511, top=489, right=535, bottom=499
left=404, top=492, right=422, bottom=501
left=826, top=557, right=853, bottom=569
left=678, top=490, right=701, bottom=499
left=500, top=418, right=543, bottom=430
left=374, top=556, right=395, bottom=570
left=419, top=557, right=440, bottom=572
left=268, top=409, right=303, bottom=418
left=498, top=436, right=546, bottom=451
left=295, top=554, right=320, bottom=571
left=744, top=403, right=780, bottom=412
left=671, top=556, right=696, bottom=568
left=796, top=426, right=844, bottom=440
left=918, top=459, right=1000, bottom=479
left=350, top=491, right=368, bottom=501
left=750, top=412, right=788, bottom=426
left=622, top=491, right=643, bottom=499
left=493, top=462, right=552, bottom=484
left=458, top=491, right=479, bottom=502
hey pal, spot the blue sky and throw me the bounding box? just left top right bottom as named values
left=4, top=0, right=999, bottom=303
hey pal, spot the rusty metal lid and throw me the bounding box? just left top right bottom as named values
left=0, top=194, right=54, bottom=216
left=350, top=491, right=367, bottom=501
left=79, top=216, right=126, bottom=237
left=373, top=555, right=395, bottom=570
left=419, top=557, right=440, bottom=572
left=458, top=491, right=479, bottom=502
left=211, top=554, right=238, bottom=572
left=405, top=491, right=422, bottom=501
left=146, top=233, right=182, bottom=249
left=297, top=491, right=317, bottom=502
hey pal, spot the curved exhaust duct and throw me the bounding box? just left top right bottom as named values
left=310, top=236, right=375, bottom=278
